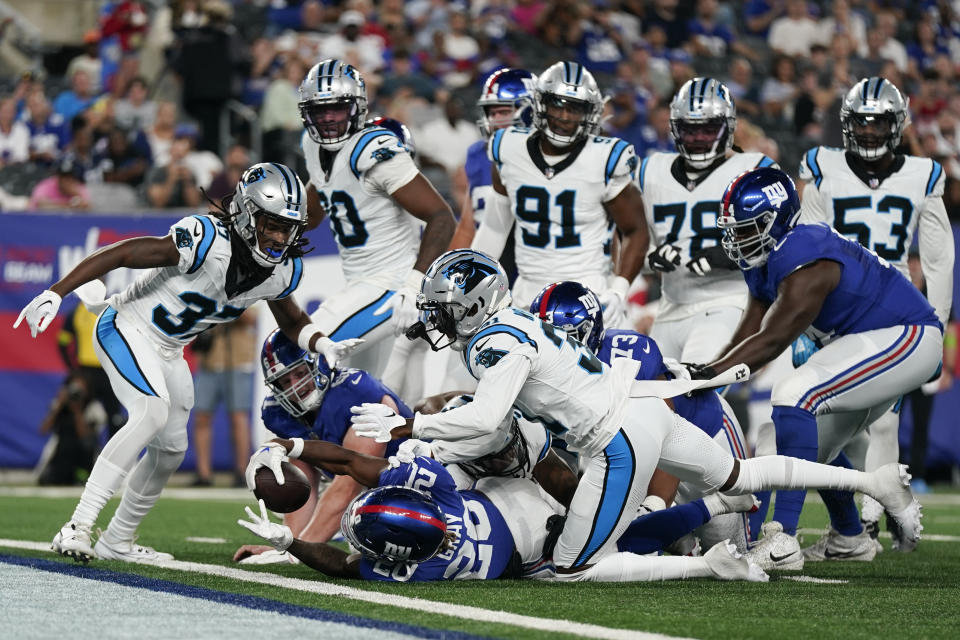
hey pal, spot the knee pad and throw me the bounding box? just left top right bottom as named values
left=129, top=396, right=171, bottom=440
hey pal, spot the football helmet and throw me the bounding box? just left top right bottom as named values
left=840, top=77, right=909, bottom=160
left=431, top=395, right=532, bottom=479
left=529, top=281, right=605, bottom=353
left=299, top=59, right=368, bottom=151
left=231, top=162, right=307, bottom=268
left=670, top=77, right=737, bottom=169
left=341, top=486, right=448, bottom=563
left=409, top=249, right=511, bottom=351
left=476, top=68, right=537, bottom=138
left=365, top=116, right=415, bottom=157
left=532, top=61, right=603, bottom=148
left=718, top=167, right=801, bottom=270
left=261, top=329, right=333, bottom=418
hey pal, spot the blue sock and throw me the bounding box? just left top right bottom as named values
left=771, top=405, right=819, bottom=536
left=616, top=500, right=710, bottom=554
left=749, top=490, right=771, bottom=541
left=819, top=453, right=863, bottom=536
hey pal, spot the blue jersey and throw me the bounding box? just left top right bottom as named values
left=745, top=224, right=940, bottom=338
left=464, top=139, right=492, bottom=227
left=597, top=329, right=724, bottom=438
left=261, top=368, right=410, bottom=468
left=358, top=456, right=516, bottom=582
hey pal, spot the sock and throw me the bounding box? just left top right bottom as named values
left=820, top=453, right=863, bottom=536
left=748, top=491, right=771, bottom=541
left=555, top=551, right=708, bottom=582
left=71, top=457, right=128, bottom=527
left=770, top=405, right=819, bottom=535
left=103, top=445, right=185, bottom=545
left=617, top=501, right=711, bottom=554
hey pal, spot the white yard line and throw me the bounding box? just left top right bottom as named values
left=796, top=528, right=960, bottom=543
left=0, top=539, right=693, bottom=640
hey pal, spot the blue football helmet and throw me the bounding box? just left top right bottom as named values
left=341, top=486, right=448, bottom=563
left=476, top=68, right=537, bottom=138
left=718, top=167, right=802, bottom=270
left=261, top=329, right=333, bottom=418
left=529, top=281, right=605, bottom=353
left=365, top=116, right=416, bottom=157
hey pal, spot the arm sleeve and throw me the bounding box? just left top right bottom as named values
left=169, top=215, right=218, bottom=274
left=917, top=195, right=955, bottom=326
left=471, top=189, right=512, bottom=258
left=412, top=352, right=532, bottom=442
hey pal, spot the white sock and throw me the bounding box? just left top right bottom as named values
left=732, top=455, right=871, bottom=495
left=103, top=445, right=184, bottom=545
left=554, top=552, right=710, bottom=582
left=71, top=458, right=128, bottom=527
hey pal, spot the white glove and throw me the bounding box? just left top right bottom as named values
left=374, top=270, right=424, bottom=336
left=395, top=439, right=434, bottom=464
left=244, top=442, right=287, bottom=491
left=648, top=243, right=682, bottom=272
left=237, top=499, right=294, bottom=551
left=350, top=402, right=407, bottom=442
left=597, top=275, right=630, bottom=329
left=14, top=289, right=62, bottom=337
left=314, top=336, right=365, bottom=368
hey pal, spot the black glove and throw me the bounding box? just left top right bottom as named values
left=685, top=246, right=738, bottom=276
left=683, top=362, right=719, bottom=380
left=649, top=243, right=682, bottom=272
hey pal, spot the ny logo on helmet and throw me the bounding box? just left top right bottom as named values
left=383, top=541, right=413, bottom=560
left=761, top=182, right=789, bottom=209
left=442, top=259, right=499, bottom=293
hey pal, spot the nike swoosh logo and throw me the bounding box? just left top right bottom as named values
left=642, top=341, right=651, bottom=354
left=823, top=549, right=860, bottom=559
left=475, top=339, right=490, bottom=352
left=351, top=375, right=361, bottom=385
left=37, top=300, right=53, bottom=309
left=376, top=138, right=391, bottom=146
left=769, top=551, right=798, bottom=562
left=193, top=224, right=202, bottom=237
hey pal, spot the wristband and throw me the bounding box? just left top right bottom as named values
left=288, top=437, right=304, bottom=460
left=608, top=275, right=630, bottom=298
left=297, top=324, right=322, bottom=352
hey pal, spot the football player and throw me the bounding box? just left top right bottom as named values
left=470, top=61, right=648, bottom=326
left=642, top=77, right=778, bottom=363
left=233, top=329, right=411, bottom=565
left=796, top=77, right=954, bottom=555
left=530, top=281, right=752, bottom=553
left=697, top=167, right=941, bottom=571
left=299, top=59, right=455, bottom=393
left=14, top=163, right=362, bottom=563
left=350, top=249, right=922, bottom=582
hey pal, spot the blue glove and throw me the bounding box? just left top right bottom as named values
left=791, top=335, right=819, bottom=368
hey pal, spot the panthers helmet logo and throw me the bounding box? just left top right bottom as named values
left=244, top=166, right=266, bottom=184
left=442, top=259, right=499, bottom=294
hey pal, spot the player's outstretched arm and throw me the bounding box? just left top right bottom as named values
left=287, top=539, right=362, bottom=578
left=270, top=437, right=388, bottom=488
left=391, top=173, right=457, bottom=273
left=709, top=261, right=840, bottom=374
left=268, top=297, right=364, bottom=367
left=711, top=295, right=770, bottom=365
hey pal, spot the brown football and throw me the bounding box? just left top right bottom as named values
left=253, top=461, right=311, bottom=513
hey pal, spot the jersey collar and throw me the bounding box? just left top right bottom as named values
left=670, top=154, right=728, bottom=191
left=844, top=151, right=905, bottom=189
left=527, top=131, right=587, bottom=179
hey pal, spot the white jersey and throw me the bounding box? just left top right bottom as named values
left=639, top=151, right=776, bottom=318
left=489, top=126, right=636, bottom=290
left=110, top=214, right=302, bottom=350
left=302, top=127, right=420, bottom=283
left=414, top=307, right=637, bottom=457
left=798, top=146, right=954, bottom=324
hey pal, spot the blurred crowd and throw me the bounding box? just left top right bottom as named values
left=2, top=0, right=960, bottom=219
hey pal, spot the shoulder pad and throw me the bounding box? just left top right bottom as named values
left=925, top=159, right=945, bottom=197
left=799, top=147, right=824, bottom=186
left=274, top=255, right=303, bottom=299
left=349, top=127, right=405, bottom=178
left=602, top=138, right=638, bottom=184
left=170, top=214, right=226, bottom=275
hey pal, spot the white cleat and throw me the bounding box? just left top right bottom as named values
left=94, top=537, right=174, bottom=564
left=709, top=492, right=761, bottom=516
left=238, top=549, right=300, bottom=565
left=745, top=521, right=804, bottom=571
left=802, top=528, right=877, bottom=562
left=704, top=540, right=769, bottom=582
left=870, top=463, right=923, bottom=548
left=52, top=521, right=96, bottom=563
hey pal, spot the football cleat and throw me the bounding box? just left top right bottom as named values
left=887, top=511, right=919, bottom=553
left=238, top=548, right=301, bottom=565
left=745, top=521, right=804, bottom=571
left=708, top=492, right=761, bottom=516
left=869, top=463, right=923, bottom=548
left=52, top=521, right=96, bottom=563
left=861, top=519, right=884, bottom=554
left=94, top=536, right=174, bottom=564
left=703, top=540, right=769, bottom=582
left=802, top=527, right=877, bottom=562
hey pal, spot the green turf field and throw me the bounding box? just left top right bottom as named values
left=2, top=491, right=959, bottom=639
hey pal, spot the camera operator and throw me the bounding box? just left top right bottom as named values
left=37, top=371, right=107, bottom=486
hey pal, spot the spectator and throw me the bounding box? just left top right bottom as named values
left=28, top=156, right=90, bottom=210
left=36, top=370, right=105, bottom=486
left=261, top=56, right=305, bottom=166
left=207, top=144, right=250, bottom=200
left=688, top=0, right=737, bottom=59
left=875, top=10, right=908, bottom=73
left=909, top=18, right=952, bottom=78
left=114, top=76, right=156, bottom=131
left=147, top=101, right=176, bottom=166
left=646, top=0, right=690, bottom=49
left=818, top=0, right=867, bottom=58
left=190, top=310, right=258, bottom=488
left=604, top=80, right=646, bottom=150
left=0, top=97, right=31, bottom=166
left=380, top=49, right=440, bottom=102
left=415, top=96, right=480, bottom=177
left=66, top=30, right=104, bottom=94
left=177, top=124, right=222, bottom=191
left=726, top=57, right=762, bottom=118
left=913, top=69, right=949, bottom=125
left=319, top=10, right=385, bottom=72
left=744, top=0, right=785, bottom=40
left=52, top=70, right=98, bottom=125
left=63, top=116, right=99, bottom=183
left=440, top=8, right=480, bottom=88
left=760, top=55, right=799, bottom=123
left=572, top=3, right=626, bottom=78
left=93, top=126, right=152, bottom=188
left=635, top=103, right=675, bottom=158
left=242, top=38, right=279, bottom=109
left=767, top=0, right=821, bottom=58
left=510, top=0, right=547, bottom=36
left=23, top=92, right=69, bottom=166
left=100, top=0, right=149, bottom=54
left=145, top=129, right=202, bottom=208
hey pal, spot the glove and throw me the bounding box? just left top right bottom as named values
left=648, top=243, right=682, bottom=272
left=682, top=362, right=718, bottom=380
left=314, top=336, right=364, bottom=368
left=395, top=439, right=434, bottom=465
left=237, top=499, right=294, bottom=551
left=685, top=246, right=738, bottom=277
left=244, top=442, right=287, bottom=491
left=13, top=289, right=62, bottom=337
left=791, top=334, right=819, bottom=368
left=350, top=402, right=407, bottom=442
left=374, top=270, right=425, bottom=336
left=598, top=275, right=630, bottom=329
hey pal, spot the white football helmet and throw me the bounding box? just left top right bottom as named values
left=532, top=61, right=603, bottom=148
left=840, top=77, right=909, bottom=160
left=231, top=162, right=307, bottom=268
left=669, top=77, right=737, bottom=169
left=299, top=59, right=368, bottom=151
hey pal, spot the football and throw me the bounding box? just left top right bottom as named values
left=253, top=461, right=311, bottom=513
